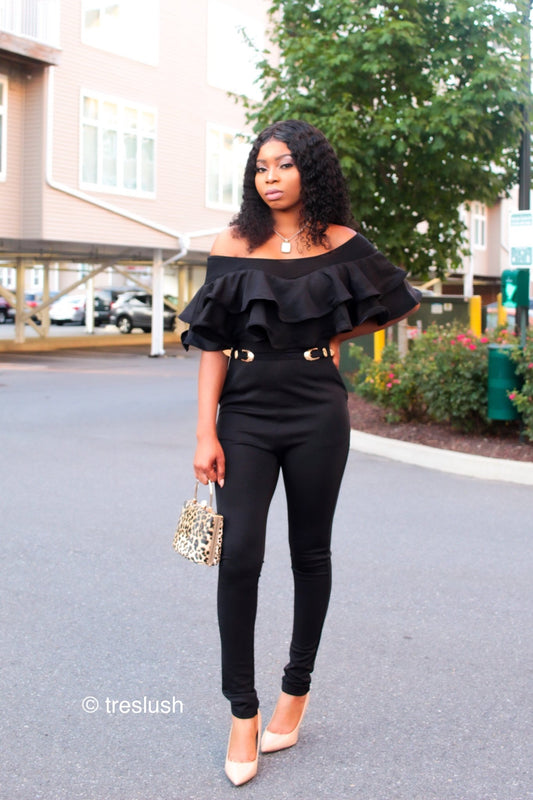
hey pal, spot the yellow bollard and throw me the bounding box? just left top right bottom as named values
left=469, top=295, right=482, bottom=336
left=496, top=292, right=507, bottom=327
left=374, top=329, right=386, bottom=362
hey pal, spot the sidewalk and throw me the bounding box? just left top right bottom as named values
left=350, top=429, right=533, bottom=486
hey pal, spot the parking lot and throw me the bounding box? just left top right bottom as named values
left=1, top=346, right=532, bottom=800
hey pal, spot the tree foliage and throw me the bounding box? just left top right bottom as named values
left=242, top=0, right=530, bottom=277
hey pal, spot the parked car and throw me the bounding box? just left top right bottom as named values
left=49, top=291, right=117, bottom=326
left=7, top=292, right=46, bottom=323
left=92, top=288, right=134, bottom=325
left=50, top=294, right=86, bottom=325
left=0, top=295, right=11, bottom=323
left=109, top=290, right=176, bottom=333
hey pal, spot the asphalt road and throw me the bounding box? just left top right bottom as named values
left=1, top=346, right=531, bottom=800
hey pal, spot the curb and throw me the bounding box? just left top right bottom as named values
left=0, top=332, right=179, bottom=354
left=350, top=429, right=533, bottom=486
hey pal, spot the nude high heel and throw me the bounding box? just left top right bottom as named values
left=261, top=693, right=310, bottom=753
left=224, top=711, right=261, bottom=786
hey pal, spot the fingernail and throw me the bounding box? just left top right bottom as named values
left=219, top=479, right=224, bottom=488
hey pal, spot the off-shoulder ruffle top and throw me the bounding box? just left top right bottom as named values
left=179, top=234, right=421, bottom=351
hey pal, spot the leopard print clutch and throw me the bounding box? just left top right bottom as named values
left=173, top=481, right=223, bottom=566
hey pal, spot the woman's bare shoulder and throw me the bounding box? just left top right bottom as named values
left=326, top=224, right=357, bottom=250
left=210, top=227, right=249, bottom=257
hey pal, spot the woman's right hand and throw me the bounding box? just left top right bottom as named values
left=194, top=434, right=226, bottom=488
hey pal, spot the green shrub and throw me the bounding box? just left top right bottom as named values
left=351, top=323, right=523, bottom=434
left=351, top=342, right=415, bottom=422
left=510, top=338, right=533, bottom=441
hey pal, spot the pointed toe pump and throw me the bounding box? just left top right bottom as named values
left=224, top=711, right=261, bottom=786
left=261, top=693, right=310, bottom=754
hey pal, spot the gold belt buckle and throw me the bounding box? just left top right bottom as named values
left=235, top=348, right=255, bottom=362
left=303, top=347, right=321, bottom=361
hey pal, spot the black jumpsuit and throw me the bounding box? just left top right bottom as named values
left=180, top=234, right=420, bottom=719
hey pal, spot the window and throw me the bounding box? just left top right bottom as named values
left=473, top=203, right=486, bottom=249
left=0, top=75, right=7, bottom=181
left=207, top=0, right=264, bottom=98
left=33, top=266, right=42, bottom=289
left=0, top=267, right=16, bottom=289
left=81, top=92, right=156, bottom=195
left=81, top=0, right=159, bottom=65
left=206, top=125, right=249, bottom=211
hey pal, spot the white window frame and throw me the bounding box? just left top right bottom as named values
left=205, top=124, right=249, bottom=212
left=80, top=90, right=157, bottom=198
left=81, top=0, right=159, bottom=66
left=0, top=74, right=7, bottom=181
left=472, top=203, right=486, bottom=249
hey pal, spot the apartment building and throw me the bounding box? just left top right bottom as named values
left=0, top=0, right=268, bottom=342
left=455, top=188, right=525, bottom=300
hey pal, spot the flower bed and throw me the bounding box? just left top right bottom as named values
left=348, top=324, right=533, bottom=442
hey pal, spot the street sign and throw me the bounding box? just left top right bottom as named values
left=501, top=268, right=530, bottom=308
left=509, top=210, right=533, bottom=267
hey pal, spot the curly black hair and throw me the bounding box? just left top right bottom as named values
left=230, top=120, right=355, bottom=251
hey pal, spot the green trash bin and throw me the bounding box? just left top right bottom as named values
left=487, top=344, right=521, bottom=420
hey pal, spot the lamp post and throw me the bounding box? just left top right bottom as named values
left=519, top=0, right=532, bottom=211
left=515, top=0, right=532, bottom=344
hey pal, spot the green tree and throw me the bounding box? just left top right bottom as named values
left=243, top=0, right=530, bottom=277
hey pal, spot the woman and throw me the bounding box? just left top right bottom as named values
left=179, top=119, right=420, bottom=785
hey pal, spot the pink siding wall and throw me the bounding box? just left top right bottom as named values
left=22, top=69, right=46, bottom=238
left=0, top=62, right=25, bottom=236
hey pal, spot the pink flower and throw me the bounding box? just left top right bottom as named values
left=480, top=336, right=489, bottom=344
left=386, top=382, right=393, bottom=389
left=468, top=344, right=476, bottom=351
left=509, top=392, right=516, bottom=401
left=450, top=339, right=456, bottom=345
left=528, top=363, right=533, bottom=369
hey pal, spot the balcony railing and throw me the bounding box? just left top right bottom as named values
left=0, top=0, right=60, bottom=48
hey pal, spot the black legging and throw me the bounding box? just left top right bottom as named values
left=215, top=353, right=350, bottom=718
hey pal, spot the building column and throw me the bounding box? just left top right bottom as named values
left=86, top=276, right=95, bottom=334
left=14, top=260, right=26, bottom=344
left=41, top=265, right=50, bottom=336
left=151, top=249, right=165, bottom=357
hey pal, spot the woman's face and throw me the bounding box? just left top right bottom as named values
left=254, top=139, right=302, bottom=214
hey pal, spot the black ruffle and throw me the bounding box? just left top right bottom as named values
left=179, top=236, right=421, bottom=351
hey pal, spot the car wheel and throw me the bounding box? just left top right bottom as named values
left=117, top=315, right=133, bottom=334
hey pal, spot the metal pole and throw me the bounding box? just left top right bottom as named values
left=518, top=2, right=532, bottom=343
left=519, top=0, right=531, bottom=211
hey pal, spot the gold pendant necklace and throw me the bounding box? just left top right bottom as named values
left=273, top=227, right=304, bottom=254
